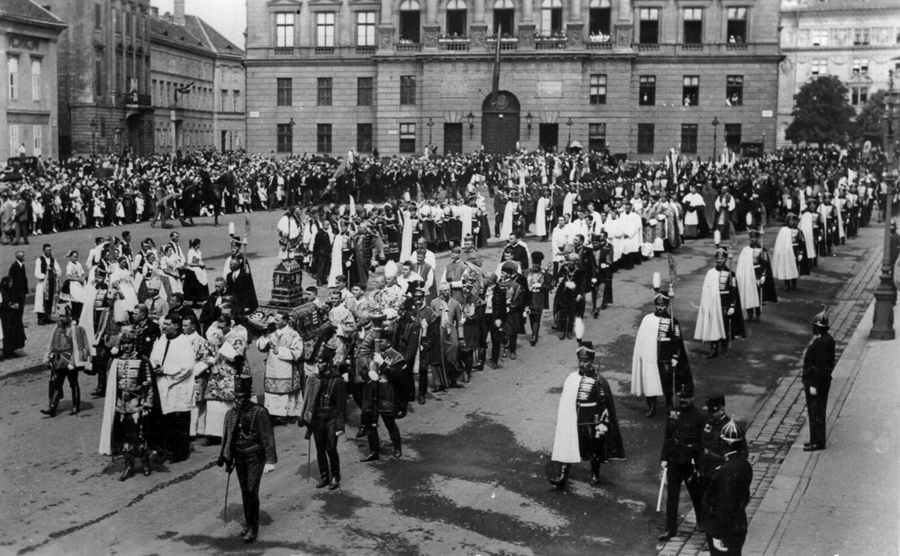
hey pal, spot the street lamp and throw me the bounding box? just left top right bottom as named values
left=712, top=117, right=720, bottom=162
left=427, top=117, right=434, bottom=145
left=566, top=117, right=573, bottom=142
left=89, top=118, right=97, bottom=156
left=466, top=112, right=475, bottom=138
left=526, top=112, right=533, bottom=138
left=871, top=69, right=898, bottom=340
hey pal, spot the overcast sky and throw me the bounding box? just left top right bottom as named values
left=151, top=0, right=246, bottom=49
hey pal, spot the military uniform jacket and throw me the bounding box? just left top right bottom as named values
left=661, top=404, right=705, bottom=465
left=219, top=402, right=277, bottom=466
left=702, top=452, right=752, bottom=537
left=802, top=332, right=836, bottom=389
left=657, top=316, right=690, bottom=375
left=698, top=415, right=747, bottom=478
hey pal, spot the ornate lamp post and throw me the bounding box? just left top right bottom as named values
left=871, top=69, right=898, bottom=340
left=466, top=112, right=475, bottom=138
left=712, top=117, right=720, bottom=162
left=89, top=118, right=97, bottom=156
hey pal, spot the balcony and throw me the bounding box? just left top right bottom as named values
left=725, top=41, right=748, bottom=51
left=439, top=38, right=471, bottom=51
left=486, top=38, right=518, bottom=51
left=115, top=91, right=151, bottom=107
left=637, top=42, right=660, bottom=52
left=681, top=43, right=703, bottom=51
left=535, top=36, right=568, bottom=50
left=355, top=46, right=376, bottom=55
left=314, top=47, right=335, bottom=55
left=274, top=47, right=294, bottom=55
left=395, top=41, right=422, bottom=52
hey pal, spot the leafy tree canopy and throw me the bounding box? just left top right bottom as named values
left=786, top=76, right=856, bottom=145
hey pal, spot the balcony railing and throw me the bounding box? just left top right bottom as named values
left=486, top=38, right=518, bottom=51
left=535, top=37, right=568, bottom=50
left=115, top=92, right=151, bottom=107
left=395, top=42, right=422, bottom=52
left=681, top=43, right=703, bottom=51
left=274, top=47, right=294, bottom=55
left=355, top=46, right=376, bottom=55
left=585, top=36, right=612, bottom=50
left=725, top=42, right=748, bottom=51
left=637, top=42, right=660, bottom=51
left=315, top=46, right=335, bottom=55
left=439, top=38, right=471, bottom=51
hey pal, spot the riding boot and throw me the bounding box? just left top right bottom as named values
left=706, top=342, right=720, bottom=359
left=746, top=309, right=754, bottom=322
left=141, top=453, right=153, bottom=476
left=70, top=381, right=81, bottom=415
left=720, top=339, right=729, bottom=355
left=589, top=461, right=602, bottom=486
left=41, top=386, right=61, bottom=416
left=530, top=321, right=540, bottom=346
left=644, top=397, right=657, bottom=418
left=119, top=455, right=135, bottom=482
left=550, top=463, right=571, bottom=489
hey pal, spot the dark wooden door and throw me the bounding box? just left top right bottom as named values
left=539, top=123, right=559, bottom=153
left=482, top=112, right=520, bottom=155
left=444, top=123, right=463, bottom=154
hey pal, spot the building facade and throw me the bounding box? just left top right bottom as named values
left=246, top=0, right=780, bottom=158
left=47, top=0, right=154, bottom=158
left=0, top=1, right=66, bottom=162
left=149, top=2, right=246, bottom=155
left=776, top=0, right=900, bottom=148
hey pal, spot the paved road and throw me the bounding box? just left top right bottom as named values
left=0, top=212, right=883, bottom=556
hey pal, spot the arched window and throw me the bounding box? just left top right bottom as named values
left=399, top=0, right=421, bottom=42
left=541, top=0, right=563, bottom=35
left=446, top=0, right=467, bottom=37
left=493, top=0, right=514, bottom=36
left=589, top=0, right=611, bottom=36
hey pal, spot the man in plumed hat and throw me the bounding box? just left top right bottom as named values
left=301, top=342, right=346, bottom=490
left=589, top=231, right=614, bottom=316
left=218, top=374, right=277, bottom=543
left=694, top=243, right=744, bottom=359
left=526, top=251, right=552, bottom=346
left=359, top=311, right=407, bottom=461
left=735, top=228, right=777, bottom=322
left=801, top=308, right=835, bottom=452
left=549, top=340, right=624, bottom=490
left=658, top=383, right=705, bottom=542
left=553, top=253, right=586, bottom=341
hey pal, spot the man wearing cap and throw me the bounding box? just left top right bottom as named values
left=458, top=276, right=486, bottom=382
left=736, top=229, right=778, bottom=321
left=658, top=384, right=706, bottom=542
left=302, top=343, right=346, bottom=490
left=225, top=255, right=258, bottom=315
left=695, top=246, right=744, bottom=359
left=632, top=287, right=692, bottom=418
left=359, top=314, right=407, bottom=461
left=40, top=306, right=91, bottom=416
left=411, top=287, right=441, bottom=403
left=440, top=247, right=467, bottom=305
left=802, top=308, right=835, bottom=452
left=589, top=232, right=614, bottom=316
left=218, top=374, right=277, bottom=543
left=549, top=341, right=625, bottom=490
left=702, top=419, right=752, bottom=555
left=526, top=252, right=552, bottom=346
left=499, top=261, right=528, bottom=358
left=431, top=282, right=463, bottom=386
left=482, top=273, right=507, bottom=369
left=773, top=214, right=809, bottom=291
left=551, top=215, right=570, bottom=279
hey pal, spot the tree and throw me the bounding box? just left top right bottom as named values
left=785, top=76, right=856, bottom=145
left=851, top=89, right=887, bottom=142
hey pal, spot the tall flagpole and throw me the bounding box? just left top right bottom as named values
left=490, top=34, right=501, bottom=108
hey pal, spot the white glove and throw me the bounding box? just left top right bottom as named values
left=263, top=463, right=275, bottom=474
left=565, top=281, right=576, bottom=290
left=809, top=386, right=817, bottom=396
left=494, top=319, right=502, bottom=328
left=727, top=308, right=735, bottom=316
left=712, top=538, right=727, bottom=552
left=592, top=278, right=598, bottom=284
left=373, top=353, right=384, bottom=366
left=595, top=424, right=608, bottom=437
left=661, top=461, right=668, bottom=469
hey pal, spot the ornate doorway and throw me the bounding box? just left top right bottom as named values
left=481, top=91, right=520, bottom=155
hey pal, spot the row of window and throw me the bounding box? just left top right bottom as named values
left=277, top=76, right=410, bottom=107
left=92, top=49, right=150, bottom=100
left=273, top=3, right=747, bottom=46
left=808, top=58, right=869, bottom=77
left=7, top=56, right=42, bottom=102
left=9, top=125, right=43, bottom=157
left=809, top=28, right=875, bottom=47
left=635, top=74, right=745, bottom=106
left=273, top=121, right=740, bottom=155
left=638, top=123, right=742, bottom=154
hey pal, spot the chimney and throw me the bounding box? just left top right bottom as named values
left=174, top=0, right=185, bottom=25
left=151, top=6, right=159, bottom=18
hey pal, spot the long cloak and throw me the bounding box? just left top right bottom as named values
left=694, top=269, right=726, bottom=342
left=735, top=246, right=761, bottom=311
left=631, top=314, right=665, bottom=397
left=772, top=227, right=799, bottom=280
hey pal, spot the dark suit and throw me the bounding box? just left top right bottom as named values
left=8, top=260, right=28, bottom=318
left=702, top=452, right=752, bottom=555
left=802, top=331, right=836, bottom=447
left=661, top=404, right=706, bottom=534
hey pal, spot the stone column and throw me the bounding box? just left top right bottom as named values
left=470, top=0, right=488, bottom=51
left=519, top=0, right=536, bottom=50
left=566, top=0, right=583, bottom=47
left=377, top=0, right=395, bottom=52
left=614, top=0, right=633, bottom=51
left=423, top=0, right=441, bottom=50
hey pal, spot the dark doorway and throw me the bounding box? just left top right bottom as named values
left=444, top=123, right=463, bottom=154
left=481, top=91, right=520, bottom=155
left=221, top=130, right=228, bottom=152
left=539, top=123, right=558, bottom=152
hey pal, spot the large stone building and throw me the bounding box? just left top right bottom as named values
left=776, top=0, right=900, bottom=148
left=48, top=0, right=154, bottom=158
left=149, top=1, right=246, bottom=155
left=1, top=1, right=66, bottom=162
left=245, top=0, right=781, bottom=158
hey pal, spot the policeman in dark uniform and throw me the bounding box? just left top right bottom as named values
left=359, top=313, right=406, bottom=461
left=659, top=383, right=705, bottom=542
left=302, top=344, right=346, bottom=490
left=802, top=308, right=836, bottom=452
left=218, top=374, right=277, bottom=544
left=697, top=395, right=747, bottom=543
left=702, top=419, right=753, bottom=555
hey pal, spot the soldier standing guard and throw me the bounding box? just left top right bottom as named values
left=735, top=229, right=777, bottom=322
left=218, top=374, right=277, bottom=544
left=359, top=312, right=407, bottom=461
left=549, top=341, right=625, bottom=490
left=658, top=384, right=705, bottom=542
left=695, top=242, right=744, bottom=359
left=802, top=308, right=835, bottom=452
left=301, top=343, right=346, bottom=490
left=590, top=232, right=614, bottom=316
left=702, top=420, right=752, bottom=555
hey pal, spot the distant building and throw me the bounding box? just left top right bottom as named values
left=47, top=0, right=154, bottom=158
left=245, top=0, right=780, bottom=158
left=0, top=1, right=66, bottom=162
left=777, top=0, right=900, bottom=148
left=149, top=0, right=245, bottom=155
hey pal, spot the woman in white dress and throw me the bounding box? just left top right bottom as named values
left=60, top=250, right=87, bottom=320
left=159, top=244, right=183, bottom=298
left=183, top=239, right=209, bottom=306
left=109, top=256, right=139, bottom=324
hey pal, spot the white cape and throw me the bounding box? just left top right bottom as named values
left=551, top=372, right=582, bottom=464
left=535, top=197, right=549, bottom=237
left=798, top=213, right=817, bottom=260
left=694, top=269, right=726, bottom=342
left=327, top=233, right=344, bottom=287
left=772, top=227, right=799, bottom=280
left=500, top=201, right=517, bottom=239
left=735, top=246, right=760, bottom=311
left=400, top=210, right=414, bottom=264
left=631, top=314, right=665, bottom=397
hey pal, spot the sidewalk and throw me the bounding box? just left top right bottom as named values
left=744, top=298, right=900, bottom=556
left=0, top=308, right=55, bottom=380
